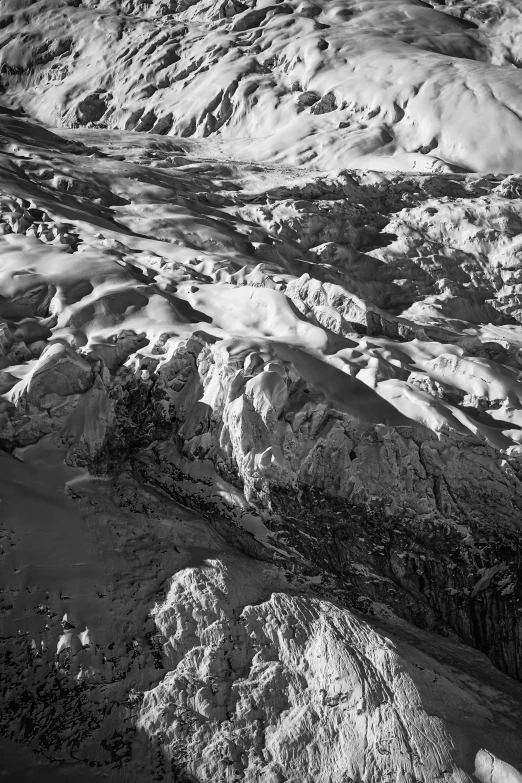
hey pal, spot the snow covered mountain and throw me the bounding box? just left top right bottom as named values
left=1, top=1, right=522, bottom=781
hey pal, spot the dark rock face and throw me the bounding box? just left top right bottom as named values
left=270, top=489, right=522, bottom=680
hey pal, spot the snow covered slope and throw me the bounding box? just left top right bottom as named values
left=0, top=0, right=522, bottom=779
left=2, top=0, right=522, bottom=171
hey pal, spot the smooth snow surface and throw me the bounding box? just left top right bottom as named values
left=1, top=0, right=522, bottom=781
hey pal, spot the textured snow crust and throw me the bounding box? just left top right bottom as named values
left=1, top=0, right=522, bottom=780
